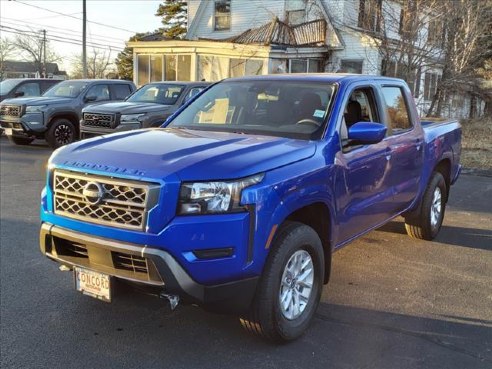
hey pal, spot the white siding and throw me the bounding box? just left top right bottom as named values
left=187, top=0, right=286, bottom=40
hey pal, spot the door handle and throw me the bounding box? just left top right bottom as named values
left=385, top=147, right=391, bottom=161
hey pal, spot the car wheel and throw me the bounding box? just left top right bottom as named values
left=46, top=119, right=76, bottom=148
left=240, top=221, right=324, bottom=342
left=7, top=136, right=34, bottom=145
left=405, top=172, right=447, bottom=240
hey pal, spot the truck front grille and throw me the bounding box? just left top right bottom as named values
left=53, top=170, right=159, bottom=231
left=83, top=113, right=114, bottom=128
left=0, top=105, right=22, bottom=117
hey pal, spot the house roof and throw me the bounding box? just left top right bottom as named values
left=137, top=32, right=171, bottom=42
left=200, top=18, right=327, bottom=47
left=3, top=61, right=66, bottom=75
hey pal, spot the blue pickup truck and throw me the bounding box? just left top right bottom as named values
left=40, top=74, right=461, bottom=341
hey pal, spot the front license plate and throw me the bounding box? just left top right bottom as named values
left=74, top=267, right=111, bottom=302
left=4, top=128, right=12, bottom=136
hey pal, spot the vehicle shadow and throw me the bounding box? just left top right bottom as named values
left=377, top=221, right=492, bottom=251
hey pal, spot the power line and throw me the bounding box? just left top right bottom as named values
left=2, top=21, right=124, bottom=48
left=12, top=0, right=139, bottom=34
left=1, top=17, right=126, bottom=43
left=0, top=26, right=124, bottom=52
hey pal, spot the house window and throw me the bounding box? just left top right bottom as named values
left=287, top=10, right=305, bottom=25
left=358, top=0, right=382, bottom=32
left=427, top=19, right=444, bottom=47
left=230, top=59, right=263, bottom=77
left=137, top=55, right=150, bottom=86
left=424, top=72, right=440, bottom=101
left=381, top=60, right=420, bottom=97
left=340, top=60, right=363, bottom=74
left=289, top=59, right=323, bottom=73
left=214, top=0, right=231, bottom=31
left=150, top=55, right=163, bottom=82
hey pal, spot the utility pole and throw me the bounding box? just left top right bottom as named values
left=82, top=0, right=87, bottom=78
left=42, top=29, right=46, bottom=78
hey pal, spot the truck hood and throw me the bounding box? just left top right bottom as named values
left=1, top=96, right=73, bottom=106
left=52, top=128, right=316, bottom=181
left=83, top=101, right=170, bottom=114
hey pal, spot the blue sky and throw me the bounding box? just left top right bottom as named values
left=0, top=0, right=165, bottom=74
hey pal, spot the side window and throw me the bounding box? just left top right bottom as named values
left=183, top=87, right=205, bottom=104
left=381, top=86, right=412, bottom=132
left=112, top=84, right=132, bottom=100
left=340, top=87, right=379, bottom=144
left=16, top=82, right=41, bottom=97
left=86, top=84, right=110, bottom=101
left=41, top=81, right=59, bottom=94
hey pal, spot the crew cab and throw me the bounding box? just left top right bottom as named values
left=80, top=82, right=210, bottom=139
left=0, top=79, right=135, bottom=148
left=40, top=74, right=461, bottom=341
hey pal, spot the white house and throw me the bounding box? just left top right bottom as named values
left=128, top=0, right=483, bottom=118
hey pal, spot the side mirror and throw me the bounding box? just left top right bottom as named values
left=14, top=91, right=25, bottom=97
left=84, top=95, right=97, bottom=103
left=348, top=122, right=387, bottom=144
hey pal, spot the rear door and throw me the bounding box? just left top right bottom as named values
left=379, top=84, right=424, bottom=210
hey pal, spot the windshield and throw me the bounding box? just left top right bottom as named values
left=168, top=80, right=335, bottom=140
left=0, top=79, right=21, bottom=95
left=43, top=81, right=89, bottom=98
left=127, top=84, right=185, bottom=105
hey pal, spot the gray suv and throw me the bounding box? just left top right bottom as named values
left=0, top=79, right=135, bottom=148
left=80, top=82, right=209, bottom=139
left=0, top=78, right=61, bottom=102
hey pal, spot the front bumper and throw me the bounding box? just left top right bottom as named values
left=40, top=223, right=258, bottom=312
left=0, top=113, right=45, bottom=137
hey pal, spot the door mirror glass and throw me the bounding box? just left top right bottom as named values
left=14, top=91, right=25, bottom=97
left=84, top=95, right=97, bottom=103
left=348, top=122, right=387, bottom=144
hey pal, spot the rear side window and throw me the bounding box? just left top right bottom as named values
left=16, top=82, right=40, bottom=97
left=112, top=84, right=132, bottom=100
left=381, top=86, right=412, bottom=132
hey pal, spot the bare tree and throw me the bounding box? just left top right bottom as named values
left=71, top=48, right=112, bottom=79
left=0, top=37, right=16, bottom=79
left=427, top=0, right=492, bottom=117
left=14, top=33, right=59, bottom=76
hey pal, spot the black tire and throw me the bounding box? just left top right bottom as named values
left=405, top=172, right=447, bottom=240
left=240, top=221, right=324, bottom=342
left=7, top=136, right=34, bottom=145
left=46, top=119, right=76, bottom=148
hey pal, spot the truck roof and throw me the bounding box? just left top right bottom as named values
left=224, top=73, right=405, bottom=85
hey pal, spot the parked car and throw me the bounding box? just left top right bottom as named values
left=0, top=79, right=135, bottom=148
left=0, top=78, right=61, bottom=102
left=40, top=74, right=461, bottom=341
left=80, top=82, right=210, bottom=139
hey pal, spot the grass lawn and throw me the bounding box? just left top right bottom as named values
left=460, top=117, right=492, bottom=170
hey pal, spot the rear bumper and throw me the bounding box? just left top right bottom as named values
left=40, top=223, right=258, bottom=313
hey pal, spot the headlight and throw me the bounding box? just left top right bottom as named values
left=26, top=105, right=47, bottom=113
left=178, top=174, right=264, bottom=215
left=120, top=113, right=144, bottom=124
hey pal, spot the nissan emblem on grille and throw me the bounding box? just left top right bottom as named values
left=82, top=182, right=104, bottom=205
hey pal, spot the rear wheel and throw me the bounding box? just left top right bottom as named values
left=240, top=221, right=324, bottom=342
left=46, top=119, right=76, bottom=148
left=7, top=136, right=34, bottom=145
left=405, top=172, right=447, bottom=240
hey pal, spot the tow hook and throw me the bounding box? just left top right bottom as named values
left=160, top=293, right=180, bottom=310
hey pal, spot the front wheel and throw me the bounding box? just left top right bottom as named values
left=240, top=221, right=324, bottom=342
left=405, top=172, right=447, bottom=240
left=46, top=119, right=76, bottom=148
